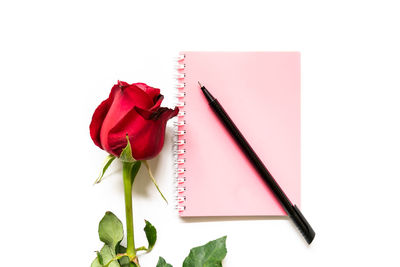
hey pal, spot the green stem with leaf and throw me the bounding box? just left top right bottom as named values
left=93, top=136, right=165, bottom=267
left=103, top=253, right=127, bottom=267
left=122, top=161, right=137, bottom=264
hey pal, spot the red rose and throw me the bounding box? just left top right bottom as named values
left=90, top=81, right=178, bottom=160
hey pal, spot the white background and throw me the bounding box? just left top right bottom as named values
left=1, top=1, right=399, bottom=266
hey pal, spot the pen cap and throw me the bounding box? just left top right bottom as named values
left=289, top=205, right=315, bottom=244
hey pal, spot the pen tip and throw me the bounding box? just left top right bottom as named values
left=198, top=81, right=202, bottom=87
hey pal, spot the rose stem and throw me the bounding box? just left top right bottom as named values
left=122, top=162, right=137, bottom=261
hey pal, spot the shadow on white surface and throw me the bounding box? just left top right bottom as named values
left=181, top=215, right=315, bottom=246
left=132, top=156, right=162, bottom=198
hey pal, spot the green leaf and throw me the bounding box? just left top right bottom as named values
left=98, top=211, right=124, bottom=251
left=115, top=245, right=139, bottom=267
left=118, top=262, right=137, bottom=267
left=130, top=161, right=141, bottom=185
left=91, top=256, right=101, bottom=267
left=144, top=220, right=157, bottom=252
left=91, top=245, right=121, bottom=267
left=119, top=135, right=136, bottom=163
left=182, top=236, right=227, bottom=267
left=116, top=245, right=130, bottom=267
left=156, top=257, right=173, bottom=267
left=143, top=160, right=168, bottom=204
left=94, top=154, right=116, bottom=184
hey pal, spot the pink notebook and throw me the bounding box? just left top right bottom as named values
left=175, top=52, right=300, bottom=216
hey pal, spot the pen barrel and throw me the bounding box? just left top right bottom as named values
left=209, top=100, right=292, bottom=209
left=288, top=205, right=315, bottom=244
left=210, top=99, right=315, bottom=244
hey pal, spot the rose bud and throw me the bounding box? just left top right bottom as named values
left=90, top=81, right=178, bottom=160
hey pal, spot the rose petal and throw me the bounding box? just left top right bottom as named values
left=89, top=97, right=113, bottom=149
left=134, top=106, right=153, bottom=120
left=122, top=84, right=154, bottom=109
left=118, top=80, right=129, bottom=88
left=89, top=84, right=121, bottom=149
left=135, top=83, right=161, bottom=103
left=159, top=106, right=179, bottom=121
left=99, top=83, right=155, bottom=150
left=135, top=106, right=178, bottom=121
left=131, top=94, right=165, bottom=117
left=107, top=106, right=178, bottom=159
left=149, top=94, right=164, bottom=112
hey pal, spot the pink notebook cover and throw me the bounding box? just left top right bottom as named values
left=176, top=52, right=300, bottom=216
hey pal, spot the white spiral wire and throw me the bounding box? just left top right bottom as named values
left=174, top=53, right=186, bottom=213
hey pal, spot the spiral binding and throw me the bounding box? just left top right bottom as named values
left=174, top=53, right=186, bottom=213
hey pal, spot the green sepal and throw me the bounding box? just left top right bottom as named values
left=130, top=161, right=141, bottom=185
left=91, top=245, right=121, bottom=267
left=182, top=236, right=227, bottom=267
left=98, top=211, right=124, bottom=252
left=156, top=257, right=173, bottom=267
left=143, top=220, right=157, bottom=252
left=96, top=251, right=103, bottom=265
left=119, top=135, right=136, bottom=163
left=94, top=154, right=116, bottom=184
left=143, top=160, right=168, bottom=204
left=92, top=251, right=104, bottom=266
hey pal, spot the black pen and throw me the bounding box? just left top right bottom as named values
left=198, top=81, right=315, bottom=244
